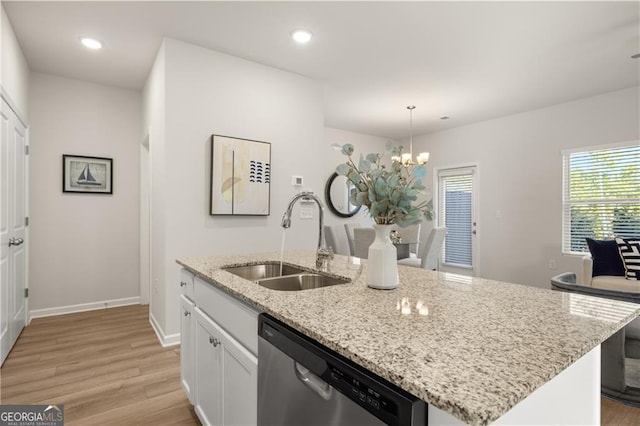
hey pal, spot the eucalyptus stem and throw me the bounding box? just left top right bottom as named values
left=335, top=143, right=433, bottom=227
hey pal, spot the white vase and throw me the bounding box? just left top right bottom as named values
left=366, top=224, right=399, bottom=290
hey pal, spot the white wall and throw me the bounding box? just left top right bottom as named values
left=29, top=72, right=142, bottom=312
left=145, top=38, right=329, bottom=338
left=142, top=42, right=167, bottom=333
left=1, top=6, right=29, bottom=121
left=415, top=87, right=640, bottom=288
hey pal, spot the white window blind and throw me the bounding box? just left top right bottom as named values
left=438, top=169, right=474, bottom=267
left=562, top=142, right=640, bottom=254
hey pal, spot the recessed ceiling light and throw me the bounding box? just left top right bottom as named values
left=440, top=116, right=451, bottom=120
left=80, top=37, right=102, bottom=50
left=291, top=29, right=312, bottom=44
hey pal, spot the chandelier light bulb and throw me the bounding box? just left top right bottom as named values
left=417, top=152, right=430, bottom=165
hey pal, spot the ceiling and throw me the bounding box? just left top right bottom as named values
left=4, top=1, right=639, bottom=139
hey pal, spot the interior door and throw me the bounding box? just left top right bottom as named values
left=1, top=99, right=11, bottom=363
left=10, top=106, right=26, bottom=344
left=1, top=97, right=28, bottom=365
left=437, top=166, right=477, bottom=276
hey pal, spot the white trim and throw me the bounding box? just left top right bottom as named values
left=0, top=87, right=28, bottom=128
left=149, top=312, right=180, bottom=347
left=139, top=130, right=151, bottom=305
left=561, top=139, right=639, bottom=156
left=29, top=297, right=141, bottom=321
left=24, top=126, right=30, bottom=328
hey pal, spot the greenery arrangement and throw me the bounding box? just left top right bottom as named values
left=335, top=142, right=433, bottom=227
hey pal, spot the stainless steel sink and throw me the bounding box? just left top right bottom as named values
left=223, top=263, right=307, bottom=281
left=223, top=262, right=349, bottom=291
left=257, top=274, right=349, bottom=291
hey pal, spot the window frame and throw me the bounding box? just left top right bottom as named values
left=561, top=140, right=640, bottom=255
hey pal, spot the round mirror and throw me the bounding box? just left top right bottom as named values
left=324, top=172, right=361, bottom=218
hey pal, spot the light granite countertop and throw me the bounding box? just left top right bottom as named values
left=177, top=250, right=640, bottom=425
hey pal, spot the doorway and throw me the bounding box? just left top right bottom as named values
left=436, top=165, right=478, bottom=276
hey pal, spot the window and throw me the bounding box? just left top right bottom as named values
left=562, top=142, right=640, bottom=254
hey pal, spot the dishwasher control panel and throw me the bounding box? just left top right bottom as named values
left=327, top=364, right=398, bottom=418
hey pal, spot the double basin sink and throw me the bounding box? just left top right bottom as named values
left=223, top=263, right=349, bottom=291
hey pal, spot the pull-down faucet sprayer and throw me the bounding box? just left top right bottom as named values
left=281, top=192, right=333, bottom=270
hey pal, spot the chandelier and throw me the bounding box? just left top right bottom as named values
left=392, top=106, right=430, bottom=165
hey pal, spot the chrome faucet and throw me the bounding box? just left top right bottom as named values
left=281, top=191, right=334, bottom=270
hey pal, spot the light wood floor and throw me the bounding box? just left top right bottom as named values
left=0, top=305, right=199, bottom=425
left=1, top=305, right=639, bottom=425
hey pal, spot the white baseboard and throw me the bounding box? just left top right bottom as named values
left=29, top=296, right=141, bottom=321
left=149, top=312, right=180, bottom=347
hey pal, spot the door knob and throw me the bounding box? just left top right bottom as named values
left=8, top=238, right=24, bottom=247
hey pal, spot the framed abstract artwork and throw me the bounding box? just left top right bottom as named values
left=62, top=154, right=113, bottom=194
left=210, top=135, right=271, bottom=215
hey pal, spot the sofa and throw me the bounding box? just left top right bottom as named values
left=551, top=237, right=640, bottom=405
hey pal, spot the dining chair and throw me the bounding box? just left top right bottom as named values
left=353, top=227, right=375, bottom=259
left=394, top=223, right=421, bottom=257
left=343, top=223, right=359, bottom=256
left=323, top=225, right=351, bottom=256
left=398, top=227, right=447, bottom=270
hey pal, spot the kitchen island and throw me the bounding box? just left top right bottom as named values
left=177, top=250, right=640, bottom=425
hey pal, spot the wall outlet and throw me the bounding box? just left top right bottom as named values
left=548, top=259, right=557, bottom=270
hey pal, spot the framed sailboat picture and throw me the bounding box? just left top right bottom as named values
left=210, top=135, right=270, bottom=215
left=63, top=155, right=113, bottom=194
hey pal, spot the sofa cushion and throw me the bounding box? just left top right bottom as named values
left=586, top=238, right=626, bottom=277
left=616, top=237, right=640, bottom=280
left=592, top=275, right=640, bottom=292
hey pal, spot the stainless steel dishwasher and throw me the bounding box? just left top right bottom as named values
left=258, top=314, right=427, bottom=426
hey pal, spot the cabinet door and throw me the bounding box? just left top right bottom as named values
left=218, top=318, right=258, bottom=425
left=180, top=295, right=195, bottom=403
left=194, top=307, right=258, bottom=426
left=195, top=308, right=223, bottom=426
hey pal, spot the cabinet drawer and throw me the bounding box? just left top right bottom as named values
left=194, top=277, right=258, bottom=355
left=180, top=268, right=195, bottom=300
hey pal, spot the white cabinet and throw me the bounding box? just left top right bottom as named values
left=194, top=277, right=258, bottom=355
left=180, top=295, right=195, bottom=403
left=194, top=307, right=257, bottom=426
left=179, top=269, right=259, bottom=425
left=179, top=268, right=195, bottom=300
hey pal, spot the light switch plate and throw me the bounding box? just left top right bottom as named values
left=292, top=175, right=304, bottom=186
left=300, top=205, right=313, bottom=219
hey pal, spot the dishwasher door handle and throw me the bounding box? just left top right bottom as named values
left=294, top=362, right=333, bottom=401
